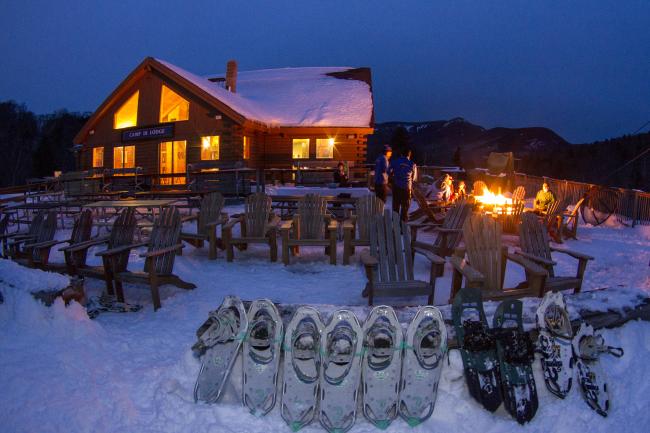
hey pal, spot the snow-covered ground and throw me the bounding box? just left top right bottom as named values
left=1, top=204, right=649, bottom=433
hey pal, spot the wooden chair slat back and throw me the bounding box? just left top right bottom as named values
left=520, top=212, right=554, bottom=277
left=197, top=192, right=225, bottom=236
left=369, top=210, right=414, bottom=283
left=28, top=211, right=46, bottom=237
left=512, top=186, right=526, bottom=202
left=297, top=194, right=327, bottom=240
left=109, top=208, right=137, bottom=249
left=499, top=200, right=525, bottom=234
left=70, top=209, right=93, bottom=245
left=568, top=197, right=585, bottom=218
left=0, top=214, right=8, bottom=236
left=36, top=211, right=58, bottom=243
left=244, top=193, right=272, bottom=237
left=463, top=214, right=503, bottom=291
left=147, top=206, right=181, bottom=275
left=355, top=194, right=385, bottom=241
left=473, top=180, right=488, bottom=196
left=434, top=200, right=471, bottom=254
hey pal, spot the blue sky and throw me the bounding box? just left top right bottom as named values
left=1, top=0, right=648, bottom=142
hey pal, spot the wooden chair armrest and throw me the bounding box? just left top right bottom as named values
left=342, top=219, right=355, bottom=231
left=23, top=239, right=63, bottom=250
left=419, top=250, right=446, bottom=266
left=360, top=250, right=378, bottom=266
left=327, top=219, right=338, bottom=231
left=452, top=246, right=466, bottom=258
left=407, top=222, right=442, bottom=229
left=515, top=250, right=557, bottom=266
left=60, top=236, right=109, bottom=252
left=550, top=247, right=594, bottom=261
left=449, top=255, right=485, bottom=284
left=181, top=214, right=198, bottom=223
left=96, top=242, right=148, bottom=257
left=280, top=220, right=293, bottom=231
left=506, top=252, right=548, bottom=276
left=205, top=215, right=228, bottom=228
left=435, top=227, right=463, bottom=233
left=139, top=243, right=184, bottom=258
left=223, top=216, right=243, bottom=231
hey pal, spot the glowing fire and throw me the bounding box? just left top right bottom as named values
left=474, top=188, right=514, bottom=214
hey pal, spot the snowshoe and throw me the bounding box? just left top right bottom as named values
left=319, top=309, right=363, bottom=433
left=361, top=305, right=403, bottom=430
left=573, top=322, right=624, bottom=417
left=493, top=300, right=538, bottom=424
left=193, top=296, right=248, bottom=403
left=281, top=306, right=324, bottom=432
left=242, top=299, right=283, bottom=416
left=452, top=287, right=502, bottom=412
left=536, top=291, right=574, bottom=398
left=399, top=306, right=447, bottom=427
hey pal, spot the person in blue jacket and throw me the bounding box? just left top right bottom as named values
left=374, top=145, right=392, bottom=202
left=389, top=148, right=417, bottom=221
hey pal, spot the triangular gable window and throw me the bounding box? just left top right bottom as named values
left=113, top=91, right=139, bottom=129
left=160, top=85, right=189, bottom=123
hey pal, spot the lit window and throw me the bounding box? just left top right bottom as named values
left=92, top=147, right=104, bottom=168
left=159, top=85, right=189, bottom=123
left=113, top=91, right=139, bottom=129
left=201, top=136, right=220, bottom=160
left=316, top=138, right=334, bottom=159
left=160, top=141, right=186, bottom=185
left=292, top=138, right=309, bottom=159
left=243, top=136, right=251, bottom=160
left=113, top=146, right=135, bottom=169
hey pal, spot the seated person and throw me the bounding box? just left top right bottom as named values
left=455, top=180, right=467, bottom=201
left=534, top=182, right=556, bottom=213
left=333, top=162, right=349, bottom=187
left=441, top=174, right=454, bottom=202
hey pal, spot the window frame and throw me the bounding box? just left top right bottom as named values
left=292, top=138, right=310, bottom=160
left=159, top=85, right=190, bottom=123
left=159, top=140, right=187, bottom=185
left=113, top=145, right=136, bottom=170
left=243, top=136, right=251, bottom=160
left=315, top=138, right=334, bottom=159
left=113, top=91, right=139, bottom=130
left=92, top=147, right=104, bottom=168
left=201, top=136, right=220, bottom=161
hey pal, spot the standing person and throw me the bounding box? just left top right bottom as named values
left=389, top=148, right=417, bottom=222
left=374, top=145, right=392, bottom=202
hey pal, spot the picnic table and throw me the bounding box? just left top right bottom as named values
left=271, top=194, right=360, bottom=220
left=4, top=200, right=85, bottom=229
left=84, top=199, right=178, bottom=235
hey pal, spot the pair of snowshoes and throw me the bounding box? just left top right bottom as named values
left=193, top=296, right=284, bottom=416
left=536, top=291, right=624, bottom=417
left=361, top=305, right=447, bottom=430
left=453, top=287, right=538, bottom=424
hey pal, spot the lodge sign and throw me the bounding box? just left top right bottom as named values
left=121, top=124, right=174, bottom=142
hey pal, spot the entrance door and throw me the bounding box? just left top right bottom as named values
left=159, top=140, right=186, bottom=185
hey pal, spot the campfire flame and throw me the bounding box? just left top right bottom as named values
left=474, top=188, right=512, bottom=207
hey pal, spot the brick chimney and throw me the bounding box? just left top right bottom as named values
left=226, top=60, right=237, bottom=93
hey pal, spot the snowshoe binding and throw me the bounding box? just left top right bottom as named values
left=361, top=305, right=403, bottom=430
left=452, top=287, right=502, bottom=412
left=573, top=322, right=624, bottom=417
left=242, top=299, right=283, bottom=416
left=281, top=306, right=324, bottom=431
left=399, top=306, right=447, bottom=427
left=493, top=300, right=538, bottom=424
left=536, top=291, right=574, bottom=398
left=319, top=309, right=363, bottom=433
left=193, top=296, right=248, bottom=403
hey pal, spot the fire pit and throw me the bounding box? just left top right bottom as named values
left=473, top=187, right=514, bottom=214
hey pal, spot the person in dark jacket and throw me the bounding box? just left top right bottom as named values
left=389, top=148, right=417, bottom=221
left=333, top=162, right=349, bottom=186
left=374, top=145, right=392, bottom=202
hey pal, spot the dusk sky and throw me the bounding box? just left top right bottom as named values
left=1, top=0, right=648, bottom=143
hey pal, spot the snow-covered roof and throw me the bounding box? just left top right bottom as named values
left=155, top=59, right=373, bottom=128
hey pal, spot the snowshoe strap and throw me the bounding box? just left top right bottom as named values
left=607, top=346, right=624, bottom=358
left=462, top=320, right=495, bottom=352
left=495, top=329, right=535, bottom=364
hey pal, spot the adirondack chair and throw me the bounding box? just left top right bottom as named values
left=97, top=207, right=195, bottom=310
left=449, top=214, right=548, bottom=303
left=497, top=200, right=525, bottom=234
left=559, top=197, right=585, bottom=240
left=180, top=192, right=228, bottom=260
left=61, top=208, right=137, bottom=293
left=360, top=210, right=445, bottom=306
left=342, top=194, right=385, bottom=265
left=473, top=180, right=487, bottom=196
left=19, top=209, right=93, bottom=270
left=517, top=212, right=593, bottom=294
left=512, top=186, right=526, bottom=202
left=1, top=210, right=46, bottom=258
left=222, top=192, right=280, bottom=262
left=409, top=183, right=446, bottom=224
left=6, top=211, right=57, bottom=264
left=280, top=194, right=337, bottom=265
left=410, top=199, right=472, bottom=258
left=541, top=197, right=570, bottom=243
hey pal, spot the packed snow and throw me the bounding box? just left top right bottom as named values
left=1, top=203, right=649, bottom=433
left=156, top=58, right=373, bottom=127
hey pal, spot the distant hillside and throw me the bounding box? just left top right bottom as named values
left=367, top=118, right=649, bottom=191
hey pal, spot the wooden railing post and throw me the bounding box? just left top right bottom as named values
left=631, top=190, right=639, bottom=227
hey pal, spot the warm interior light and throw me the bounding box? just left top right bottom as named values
left=328, top=138, right=334, bottom=147
left=474, top=187, right=513, bottom=213
left=114, top=91, right=139, bottom=129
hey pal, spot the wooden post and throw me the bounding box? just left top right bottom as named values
left=632, top=191, right=639, bottom=228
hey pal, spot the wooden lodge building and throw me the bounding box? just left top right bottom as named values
left=74, top=57, right=374, bottom=187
